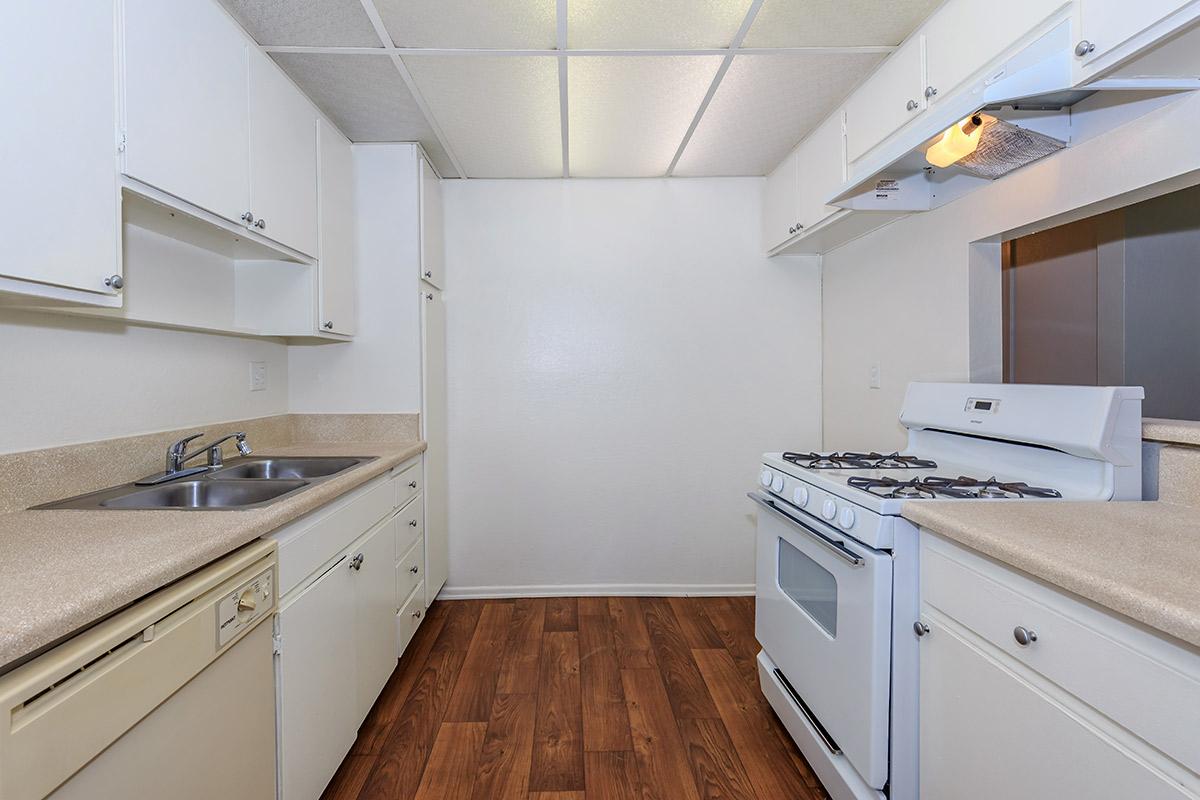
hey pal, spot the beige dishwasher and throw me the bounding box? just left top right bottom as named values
left=0, top=539, right=278, bottom=800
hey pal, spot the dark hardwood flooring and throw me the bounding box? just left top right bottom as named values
left=321, top=596, right=828, bottom=800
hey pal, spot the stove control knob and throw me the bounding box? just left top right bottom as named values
left=821, top=499, right=837, bottom=521
left=792, top=486, right=810, bottom=507
left=760, top=469, right=774, bottom=488
left=771, top=474, right=786, bottom=493
left=839, top=507, right=856, bottom=529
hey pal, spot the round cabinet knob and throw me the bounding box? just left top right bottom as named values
left=323, top=321, right=334, bottom=330
left=104, top=274, right=124, bottom=290
left=760, top=469, right=774, bottom=488
left=913, top=621, right=930, bottom=638
left=241, top=211, right=255, bottom=224
left=838, top=506, right=856, bottom=529
left=821, top=499, right=837, bottom=521
left=1013, top=626, right=1038, bottom=646
left=236, top=589, right=257, bottom=621
left=792, top=486, right=810, bottom=508
left=254, top=218, right=266, bottom=230
left=771, top=474, right=786, bottom=493
left=424, top=270, right=432, bottom=278
left=1074, top=40, right=1096, bottom=57
left=350, top=553, right=364, bottom=571
left=413, top=610, right=422, bottom=619
left=409, top=565, right=419, bottom=574
left=906, top=99, right=919, bottom=111
left=409, top=480, right=418, bottom=489
left=408, top=518, right=418, bottom=527
left=924, top=85, right=938, bottom=99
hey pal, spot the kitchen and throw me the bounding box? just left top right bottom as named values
left=1, top=0, right=1199, bottom=799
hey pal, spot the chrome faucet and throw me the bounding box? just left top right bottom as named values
left=137, top=432, right=252, bottom=485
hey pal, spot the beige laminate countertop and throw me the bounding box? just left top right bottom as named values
left=902, top=500, right=1200, bottom=649
left=0, top=440, right=425, bottom=671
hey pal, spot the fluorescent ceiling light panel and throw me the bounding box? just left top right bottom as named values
left=403, top=56, right=562, bottom=178
left=743, top=0, right=941, bottom=47
left=568, top=0, right=755, bottom=49
left=675, top=52, right=884, bottom=176
left=569, top=56, right=722, bottom=178
left=217, top=0, right=382, bottom=47
left=375, top=0, right=557, bottom=48
left=269, top=53, right=457, bottom=175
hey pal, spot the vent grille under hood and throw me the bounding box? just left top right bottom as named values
left=954, top=115, right=1066, bottom=179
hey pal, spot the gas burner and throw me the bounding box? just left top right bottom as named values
left=848, top=475, right=1063, bottom=500
left=782, top=451, right=938, bottom=470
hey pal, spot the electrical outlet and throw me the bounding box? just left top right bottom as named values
left=869, top=362, right=881, bottom=389
left=250, top=361, right=268, bottom=392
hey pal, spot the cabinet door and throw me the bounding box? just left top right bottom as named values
left=796, top=112, right=845, bottom=230
left=122, top=0, right=249, bottom=225
left=762, top=147, right=800, bottom=252
left=1078, top=0, right=1194, bottom=65
left=278, top=557, right=358, bottom=800
left=419, top=156, right=445, bottom=288
left=421, top=288, right=449, bottom=607
left=248, top=49, right=318, bottom=256
left=352, top=517, right=399, bottom=722
left=925, top=0, right=1062, bottom=101
left=317, top=119, right=356, bottom=335
left=1, top=1, right=120, bottom=298
left=844, top=35, right=926, bottom=164
left=919, top=616, right=1192, bottom=800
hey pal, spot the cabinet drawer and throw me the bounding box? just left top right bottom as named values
left=397, top=538, right=425, bottom=607
left=395, top=459, right=422, bottom=509
left=395, top=495, right=424, bottom=558
left=922, top=536, right=1200, bottom=774
left=396, top=582, right=426, bottom=658
left=274, top=475, right=397, bottom=596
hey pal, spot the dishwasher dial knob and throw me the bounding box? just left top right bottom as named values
left=771, top=474, right=786, bottom=493
left=839, top=507, right=856, bottom=529
left=760, top=468, right=774, bottom=488
left=792, top=486, right=810, bottom=507
left=236, top=589, right=258, bottom=621
left=821, top=499, right=837, bottom=521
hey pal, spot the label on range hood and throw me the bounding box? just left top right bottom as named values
left=874, top=179, right=900, bottom=199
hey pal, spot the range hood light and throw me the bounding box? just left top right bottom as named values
left=925, top=114, right=984, bottom=168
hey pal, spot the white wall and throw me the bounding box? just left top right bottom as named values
left=822, top=90, right=1200, bottom=449
left=0, top=309, right=287, bottom=453
left=288, top=144, right=422, bottom=413
left=442, top=178, right=822, bottom=595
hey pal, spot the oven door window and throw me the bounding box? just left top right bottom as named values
left=778, top=536, right=837, bottom=636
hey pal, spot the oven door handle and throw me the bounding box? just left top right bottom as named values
left=747, top=492, right=864, bottom=567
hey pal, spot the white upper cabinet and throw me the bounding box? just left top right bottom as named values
left=317, top=119, right=356, bottom=336
left=419, top=156, right=445, bottom=289
left=762, top=147, right=801, bottom=252
left=844, top=35, right=926, bottom=164
left=924, top=0, right=1065, bottom=103
left=1075, top=0, right=1199, bottom=67
left=1, top=0, right=121, bottom=302
left=249, top=49, right=318, bottom=256
left=122, top=0, right=250, bottom=226
left=797, top=112, right=846, bottom=230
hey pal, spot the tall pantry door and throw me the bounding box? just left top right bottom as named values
left=421, top=286, right=448, bottom=605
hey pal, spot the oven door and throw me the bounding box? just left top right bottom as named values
left=750, top=490, right=893, bottom=791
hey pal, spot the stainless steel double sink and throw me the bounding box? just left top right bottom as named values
left=36, top=456, right=375, bottom=511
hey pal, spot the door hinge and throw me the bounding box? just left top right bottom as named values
left=117, top=130, right=127, bottom=154
left=272, top=631, right=282, bottom=655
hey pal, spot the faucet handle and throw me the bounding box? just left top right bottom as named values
left=169, top=432, right=205, bottom=454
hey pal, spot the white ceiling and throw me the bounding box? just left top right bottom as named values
left=218, top=0, right=942, bottom=179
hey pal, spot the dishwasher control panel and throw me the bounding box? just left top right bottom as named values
left=217, top=568, right=274, bottom=647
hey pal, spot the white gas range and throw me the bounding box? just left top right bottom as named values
left=751, top=382, right=1145, bottom=800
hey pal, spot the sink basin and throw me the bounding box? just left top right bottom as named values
left=211, top=457, right=367, bottom=480
left=98, top=479, right=309, bottom=510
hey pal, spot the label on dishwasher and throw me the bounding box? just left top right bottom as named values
left=217, top=570, right=273, bottom=648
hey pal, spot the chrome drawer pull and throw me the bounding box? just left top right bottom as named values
left=1013, top=626, right=1038, bottom=646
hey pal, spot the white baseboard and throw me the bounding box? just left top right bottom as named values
left=436, top=583, right=755, bottom=600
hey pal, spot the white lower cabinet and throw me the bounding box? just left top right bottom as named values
left=397, top=580, right=427, bottom=658
left=351, top=516, right=400, bottom=722
left=276, top=557, right=359, bottom=800
left=918, top=533, right=1200, bottom=800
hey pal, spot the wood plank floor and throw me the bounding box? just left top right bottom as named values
left=322, top=597, right=828, bottom=800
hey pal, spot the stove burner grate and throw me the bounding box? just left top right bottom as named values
left=848, top=475, right=1063, bottom=500
left=782, top=451, right=938, bottom=470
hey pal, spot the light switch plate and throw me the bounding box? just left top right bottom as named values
left=869, top=362, right=881, bottom=389
left=250, top=361, right=268, bottom=392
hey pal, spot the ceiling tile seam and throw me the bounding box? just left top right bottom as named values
left=558, top=0, right=569, bottom=178
left=665, top=0, right=766, bottom=176
left=357, top=0, right=468, bottom=178
left=260, top=46, right=899, bottom=57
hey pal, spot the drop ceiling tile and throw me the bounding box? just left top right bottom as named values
left=674, top=52, right=883, bottom=176
left=743, top=0, right=941, bottom=47
left=569, top=56, right=721, bottom=178
left=269, top=53, right=458, bottom=176
left=568, top=0, right=754, bottom=49
left=376, top=0, right=557, bottom=49
left=217, top=0, right=382, bottom=47
left=403, top=56, right=561, bottom=178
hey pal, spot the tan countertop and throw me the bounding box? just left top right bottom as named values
left=0, top=440, right=425, bottom=671
left=902, top=500, right=1200, bottom=650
